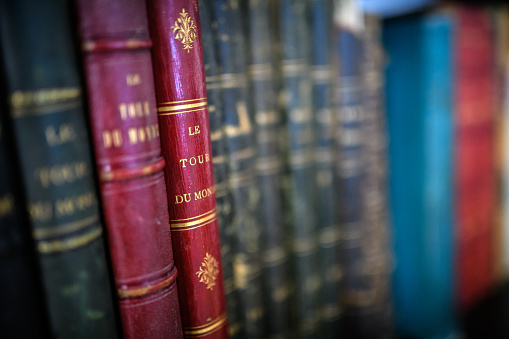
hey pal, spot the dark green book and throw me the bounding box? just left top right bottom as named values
left=211, top=0, right=264, bottom=338
left=244, top=0, right=292, bottom=337
left=199, top=0, right=242, bottom=337
left=279, top=0, right=321, bottom=337
left=0, top=0, right=117, bottom=337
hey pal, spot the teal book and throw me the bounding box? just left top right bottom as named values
left=279, top=0, right=321, bottom=337
left=383, top=11, right=456, bottom=338
left=244, top=0, right=292, bottom=337
left=0, top=0, right=118, bottom=337
left=211, top=0, right=264, bottom=337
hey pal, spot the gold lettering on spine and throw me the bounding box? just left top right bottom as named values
left=120, top=101, right=150, bottom=120
left=188, top=125, right=200, bottom=135
left=0, top=194, right=14, bottom=217
left=171, top=9, right=197, bottom=53
left=45, top=124, right=76, bottom=146
left=126, top=73, right=141, bottom=86
left=174, top=185, right=216, bottom=204
left=196, top=253, right=219, bottom=290
left=35, top=162, right=88, bottom=188
left=179, top=153, right=210, bottom=168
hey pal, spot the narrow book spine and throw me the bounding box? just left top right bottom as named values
left=210, top=1, right=264, bottom=337
left=310, top=0, right=341, bottom=336
left=75, top=0, right=183, bottom=337
left=455, top=7, right=496, bottom=309
left=0, top=108, right=49, bottom=337
left=332, top=2, right=371, bottom=337
left=199, top=0, right=242, bottom=337
left=147, top=1, right=228, bottom=337
left=246, top=0, right=291, bottom=337
left=279, top=1, right=321, bottom=337
left=383, top=12, right=456, bottom=338
left=357, top=14, right=394, bottom=338
left=0, top=0, right=118, bottom=337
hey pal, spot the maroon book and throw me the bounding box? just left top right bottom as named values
left=75, top=0, right=183, bottom=337
left=455, top=7, right=496, bottom=310
left=146, top=0, right=229, bottom=338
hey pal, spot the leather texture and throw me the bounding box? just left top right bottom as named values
left=75, top=0, right=184, bottom=337
left=0, top=0, right=118, bottom=337
left=147, top=1, right=228, bottom=337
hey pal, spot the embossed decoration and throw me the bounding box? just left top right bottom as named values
left=171, top=8, right=197, bottom=53
left=196, top=253, right=219, bottom=290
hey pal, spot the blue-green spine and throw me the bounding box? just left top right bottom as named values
left=279, top=0, right=321, bottom=337
left=245, top=0, right=292, bottom=337
left=211, top=0, right=264, bottom=337
left=199, top=1, right=241, bottom=336
left=0, top=0, right=117, bottom=337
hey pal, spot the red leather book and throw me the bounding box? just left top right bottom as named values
left=146, top=0, right=228, bottom=338
left=75, top=0, right=183, bottom=337
left=455, top=6, right=496, bottom=310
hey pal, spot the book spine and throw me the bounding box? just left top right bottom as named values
left=279, top=1, right=321, bottom=337
left=383, top=12, right=456, bottom=338
left=146, top=1, right=229, bottom=337
left=210, top=1, right=264, bottom=338
left=75, top=0, right=183, bottom=337
left=0, top=0, right=118, bottom=337
left=455, top=7, right=496, bottom=309
left=199, top=0, right=242, bottom=337
left=310, top=0, right=341, bottom=336
left=332, top=2, right=371, bottom=337
left=0, top=107, right=49, bottom=337
left=358, top=14, right=394, bottom=338
left=245, top=0, right=292, bottom=337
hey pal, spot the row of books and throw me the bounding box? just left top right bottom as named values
left=1, top=0, right=507, bottom=339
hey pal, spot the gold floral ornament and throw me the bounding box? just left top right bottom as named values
left=171, top=8, right=197, bottom=53
left=196, top=253, right=220, bottom=290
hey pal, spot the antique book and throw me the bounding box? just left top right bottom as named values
left=0, top=0, right=118, bottom=337
left=357, top=14, right=394, bottom=338
left=199, top=0, right=242, bottom=337
left=146, top=0, right=229, bottom=337
left=75, top=0, right=183, bottom=337
left=383, top=10, right=456, bottom=338
left=454, top=7, right=496, bottom=310
left=499, top=6, right=509, bottom=279
left=244, top=0, right=291, bottom=337
left=210, top=1, right=264, bottom=337
left=0, top=92, right=49, bottom=337
left=279, top=0, right=321, bottom=337
left=310, top=0, right=341, bottom=337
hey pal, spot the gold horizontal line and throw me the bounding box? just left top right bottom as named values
left=171, top=211, right=217, bottom=229
left=157, top=107, right=207, bottom=116
left=157, top=101, right=207, bottom=112
left=37, top=228, right=102, bottom=254
left=33, top=215, right=99, bottom=239
left=170, top=217, right=217, bottom=232
left=184, top=312, right=228, bottom=337
left=171, top=208, right=216, bottom=222
left=118, top=268, right=178, bottom=299
left=159, top=97, right=206, bottom=105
